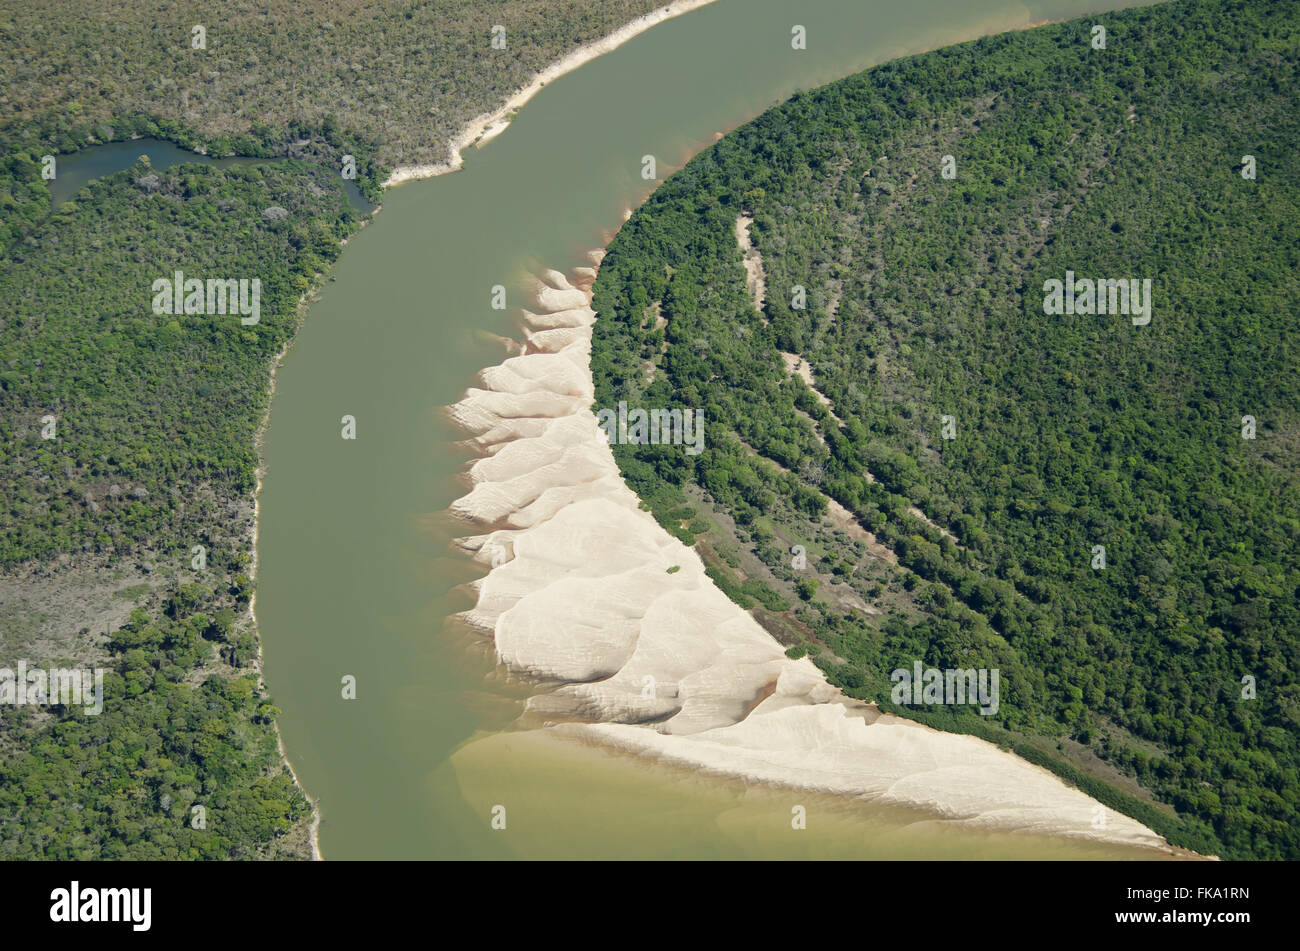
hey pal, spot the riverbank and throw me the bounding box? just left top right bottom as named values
left=247, top=202, right=383, bottom=860
left=250, top=288, right=327, bottom=861
left=447, top=260, right=1184, bottom=856
left=382, top=0, right=719, bottom=187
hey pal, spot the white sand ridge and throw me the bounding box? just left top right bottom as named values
left=447, top=257, right=1174, bottom=852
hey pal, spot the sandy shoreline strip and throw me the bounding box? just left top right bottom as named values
left=382, top=0, right=719, bottom=187
left=447, top=259, right=1181, bottom=855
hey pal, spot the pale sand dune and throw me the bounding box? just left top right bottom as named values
left=447, top=259, right=1174, bottom=853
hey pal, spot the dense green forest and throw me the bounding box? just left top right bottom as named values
left=1, top=158, right=357, bottom=564
left=591, top=0, right=1299, bottom=859
left=0, top=149, right=359, bottom=857
left=0, top=590, right=309, bottom=859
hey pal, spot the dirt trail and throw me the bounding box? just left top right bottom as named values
left=779, top=351, right=847, bottom=429
left=735, top=214, right=767, bottom=315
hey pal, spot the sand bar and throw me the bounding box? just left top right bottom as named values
left=447, top=260, right=1179, bottom=854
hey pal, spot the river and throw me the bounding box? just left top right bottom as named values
left=255, top=0, right=1170, bottom=859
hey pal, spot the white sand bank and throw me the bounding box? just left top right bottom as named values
left=447, top=260, right=1175, bottom=854
left=383, top=0, right=719, bottom=187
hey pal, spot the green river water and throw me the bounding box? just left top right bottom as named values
left=255, top=0, right=1174, bottom=859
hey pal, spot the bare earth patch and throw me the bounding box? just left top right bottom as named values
left=735, top=214, right=767, bottom=315
left=780, top=351, right=846, bottom=428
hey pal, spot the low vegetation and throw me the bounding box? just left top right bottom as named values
left=0, top=0, right=666, bottom=168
